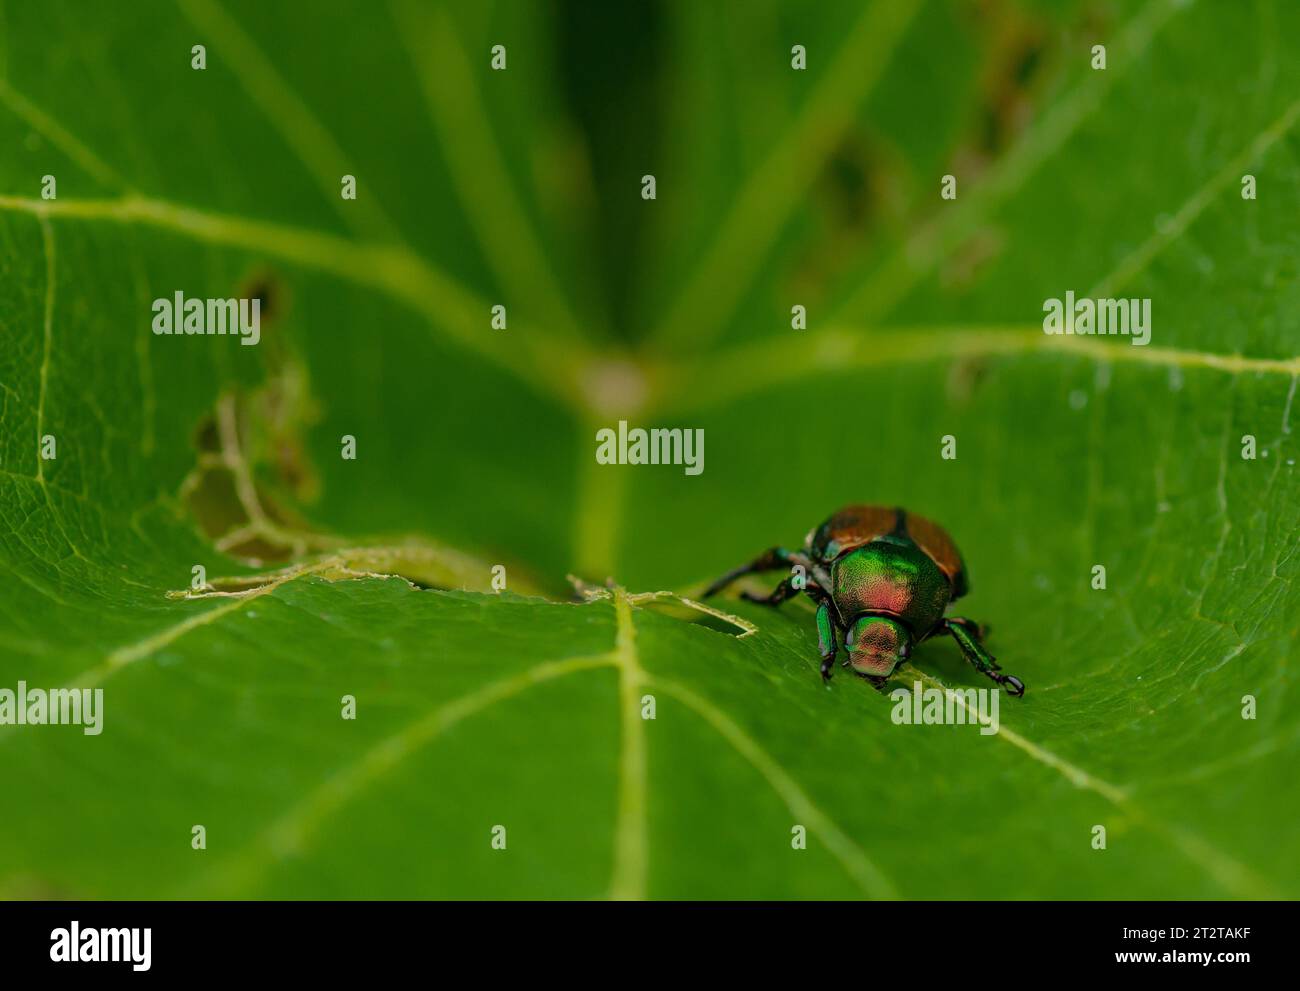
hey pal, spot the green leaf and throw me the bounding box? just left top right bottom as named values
left=1, top=0, right=1298, bottom=899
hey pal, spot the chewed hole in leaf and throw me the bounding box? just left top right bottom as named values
left=239, top=268, right=288, bottom=326
left=627, top=591, right=757, bottom=638
left=945, top=353, right=993, bottom=404
left=181, top=462, right=246, bottom=541
left=820, top=134, right=879, bottom=231
left=961, top=10, right=1052, bottom=161
left=193, top=414, right=221, bottom=454
left=168, top=543, right=544, bottom=601
left=178, top=362, right=326, bottom=565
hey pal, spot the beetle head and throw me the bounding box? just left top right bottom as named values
left=845, top=616, right=912, bottom=677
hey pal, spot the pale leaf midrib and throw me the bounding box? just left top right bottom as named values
left=607, top=589, right=649, bottom=900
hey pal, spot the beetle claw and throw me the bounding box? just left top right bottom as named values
left=1001, top=674, right=1025, bottom=697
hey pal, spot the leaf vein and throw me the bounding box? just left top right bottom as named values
left=188, top=652, right=616, bottom=898
left=906, top=668, right=1279, bottom=899
left=650, top=674, right=898, bottom=900
left=608, top=589, right=650, bottom=900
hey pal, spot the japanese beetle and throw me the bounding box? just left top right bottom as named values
left=704, top=505, right=1025, bottom=695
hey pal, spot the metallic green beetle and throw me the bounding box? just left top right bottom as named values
left=704, top=505, right=1024, bottom=695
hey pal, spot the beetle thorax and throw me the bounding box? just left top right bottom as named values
left=830, top=540, right=951, bottom=635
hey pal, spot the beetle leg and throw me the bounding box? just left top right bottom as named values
left=740, top=575, right=799, bottom=606
left=943, top=618, right=1024, bottom=696
left=743, top=572, right=832, bottom=610
left=703, top=547, right=809, bottom=598
left=811, top=563, right=835, bottom=591
left=814, top=599, right=839, bottom=681
left=803, top=584, right=849, bottom=675
left=946, top=616, right=991, bottom=641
